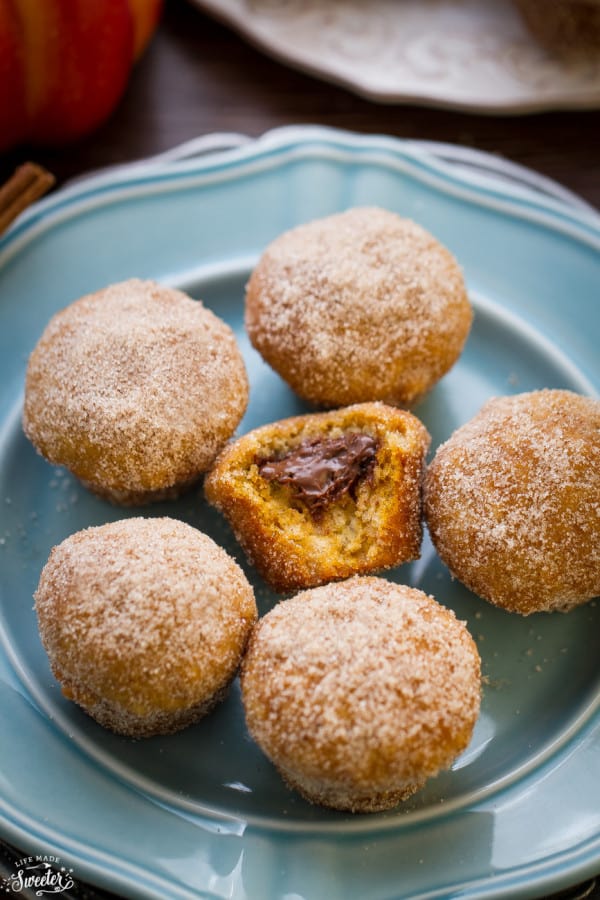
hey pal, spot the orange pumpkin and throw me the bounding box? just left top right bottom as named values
left=0, top=0, right=162, bottom=151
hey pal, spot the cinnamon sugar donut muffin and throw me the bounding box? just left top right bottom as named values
left=245, top=207, right=472, bottom=409
left=424, top=390, right=600, bottom=615
left=205, top=402, right=430, bottom=592
left=35, top=517, right=257, bottom=737
left=241, top=577, right=481, bottom=813
left=23, top=279, right=248, bottom=505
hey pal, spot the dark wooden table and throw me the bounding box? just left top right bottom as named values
left=1, top=2, right=599, bottom=898
left=0, top=0, right=599, bottom=207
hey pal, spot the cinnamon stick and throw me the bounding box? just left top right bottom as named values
left=0, top=162, right=55, bottom=237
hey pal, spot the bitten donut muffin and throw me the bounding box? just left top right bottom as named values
left=424, top=390, right=600, bottom=615
left=241, top=577, right=481, bottom=812
left=205, top=402, right=430, bottom=592
left=23, top=279, right=248, bottom=505
left=35, top=517, right=257, bottom=737
left=245, top=207, right=472, bottom=408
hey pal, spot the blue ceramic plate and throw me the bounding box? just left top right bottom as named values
left=0, top=127, right=599, bottom=900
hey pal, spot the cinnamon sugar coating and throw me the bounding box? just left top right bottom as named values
left=205, top=402, right=430, bottom=592
left=424, top=390, right=600, bottom=615
left=35, top=517, right=257, bottom=737
left=23, top=279, right=248, bottom=505
left=245, top=207, right=472, bottom=409
left=241, top=577, right=481, bottom=813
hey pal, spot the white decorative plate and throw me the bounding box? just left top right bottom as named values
left=189, top=0, right=600, bottom=113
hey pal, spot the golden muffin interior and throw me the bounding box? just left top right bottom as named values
left=205, top=402, right=430, bottom=592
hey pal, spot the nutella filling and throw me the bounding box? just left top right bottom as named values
left=257, top=432, right=378, bottom=516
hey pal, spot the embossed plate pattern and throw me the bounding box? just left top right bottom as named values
left=189, top=0, right=600, bottom=113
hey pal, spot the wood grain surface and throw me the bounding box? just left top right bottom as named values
left=0, top=0, right=599, bottom=208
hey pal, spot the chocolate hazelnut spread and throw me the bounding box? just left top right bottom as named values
left=258, top=432, right=378, bottom=515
